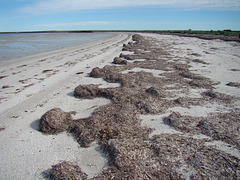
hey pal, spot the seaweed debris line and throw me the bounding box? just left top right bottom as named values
left=39, top=34, right=240, bottom=179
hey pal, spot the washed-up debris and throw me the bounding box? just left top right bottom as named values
left=90, top=66, right=123, bottom=84
left=39, top=108, right=73, bottom=134
left=163, top=112, right=181, bottom=127
left=202, top=90, right=217, bottom=98
left=89, top=67, right=105, bottom=78
left=74, top=84, right=100, bottom=99
left=179, top=71, right=204, bottom=80
left=202, top=90, right=235, bottom=104
left=151, top=134, right=240, bottom=179
left=49, top=161, right=88, bottom=180
left=42, top=69, right=53, bottom=73
left=2, top=85, right=11, bottom=89
left=192, top=59, right=209, bottom=64
left=145, top=86, right=159, bottom=96
left=39, top=34, right=240, bottom=179
left=197, top=119, right=219, bottom=138
left=189, top=80, right=213, bottom=88
left=76, top=72, right=84, bottom=75
left=96, top=138, right=182, bottom=179
left=231, top=69, right=240, bottom=71
left=112, top=57, right=127, bottom=65
left=0, top=75, right=7, bottom=79
left=226, top=82, right=240, bottom=88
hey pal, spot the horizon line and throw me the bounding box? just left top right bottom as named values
left=1, top=29, right=240, bottom=34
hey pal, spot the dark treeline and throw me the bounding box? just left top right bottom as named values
left=0, top=29, right=239, bottom=36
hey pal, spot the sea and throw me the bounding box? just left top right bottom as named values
left=0, top=32, right=114, bottom=63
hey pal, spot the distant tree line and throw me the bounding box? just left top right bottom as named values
left=1, top=30, right=239, bottom=37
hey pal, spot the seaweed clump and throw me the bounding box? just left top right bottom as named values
left=226, top=82, right=240, bottom=88
left=74, top=84, right=100, bottom=99
left=49, top=161, right=88, bottom=180
left=163, top=112, right=181, bottom=127
left=39, top=108, right=73, bottom=134
left=112, top=57, right=127, bottom=65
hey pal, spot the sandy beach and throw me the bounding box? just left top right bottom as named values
left=0, top=33, right=131, bottom=179
left=0, top=32, right=240, bottom=179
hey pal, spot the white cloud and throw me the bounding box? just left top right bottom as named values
left=36, top=21, right=115, bottom=29
left=21, top=0, right=240, bottom=14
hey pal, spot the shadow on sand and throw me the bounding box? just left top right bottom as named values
left=30, top=119, right=40, bottom=131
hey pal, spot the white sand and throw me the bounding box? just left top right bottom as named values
left=0, top=32, right=131, bottom=179
left=122, top=67, right=166, bottom=78
left=140, top=113, right=181, bottom=137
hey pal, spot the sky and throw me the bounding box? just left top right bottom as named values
left=0, top=0, right=240, bottom=32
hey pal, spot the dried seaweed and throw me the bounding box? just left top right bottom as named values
left=179, top=71, right=204, bottom=80
left=192, top=59, right=209, bottom=64
left=189, top=80, right=213, bottom=88
left=95, top=138, right=182, bottom=179
left=202, top=90, right=236, bottom=104
left=89, top=67, right=105, bottom=78
left=163, top=112, right=181, bottom=128
left=39, top=108, right=73, bottom=134
left=74, top=84, right=100, bottom=99
left=198, top=112, right=240, bottom=147
left=42, top=69, right=53, bottom=73
left=145, top=86, right=159, bottom=96
left=226, top=82, right=240, bottom=88
left=2, top=85, right=11, bottom=89
left=49, top=161, right=88, bottom=180
left=112, top=57, right=127, bottom=65
left=0, top=75, right=7, bottom=79
left=40, top=34, right=240, bottom=179
left=197, top=119, right=219, bottom=138
left=151, top=134, right=240, bottom=179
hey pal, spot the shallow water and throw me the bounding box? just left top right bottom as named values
left=0, top=32, right=114, bottom=62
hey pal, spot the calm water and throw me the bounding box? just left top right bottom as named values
left=0, top=32, right=114, bottom=62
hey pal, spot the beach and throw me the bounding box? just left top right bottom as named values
left=0, top=32, right=240, bottom=179
left=0, top=33, right=131, bottom=179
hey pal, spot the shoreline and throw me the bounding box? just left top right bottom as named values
left=0, top=32, right=129, bottom=114
left=0, top=32, right=116, bottom=67
left=1, top=32, right=240, bottom=179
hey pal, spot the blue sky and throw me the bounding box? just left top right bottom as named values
left=0, top=0, right=240, bottom=32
